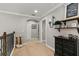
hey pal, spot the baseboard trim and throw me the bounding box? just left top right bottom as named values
left=46, top=44, right=55, bottom=52
left=10, top=47, right=15, bottom=56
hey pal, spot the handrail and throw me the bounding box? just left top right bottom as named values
left=3, top=32, right=7, bottom=56
left=0, top=35, right=2, bottom=56
left=0, top=32, right=15, bottom=56
left=7, top=32, right=15, bottom=36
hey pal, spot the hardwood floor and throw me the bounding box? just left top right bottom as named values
left=13, top=41, right=54, bottom=56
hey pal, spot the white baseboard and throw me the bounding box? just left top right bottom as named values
left=10, top=47, right=15, bottom=56
left=46, top=44, right=55, bottom=52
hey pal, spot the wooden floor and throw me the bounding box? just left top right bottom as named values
left=13, top=41, right=54, bottom=56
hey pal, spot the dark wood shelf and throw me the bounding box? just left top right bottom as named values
left=54, top=16, right=79, bottom=33
left=60, top=16, right=79, bottom=22
left=55, top=27, right=78, bottom=29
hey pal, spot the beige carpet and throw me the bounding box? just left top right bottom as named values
left=13, top=41, right=54, bottom=56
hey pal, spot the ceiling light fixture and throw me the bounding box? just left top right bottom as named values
left=34, top=10, right=38, bottom=13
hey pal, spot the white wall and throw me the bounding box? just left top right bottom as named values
left=40, top=3, right=79, bottom=50
left=0, top=12, right=40, bottom=43
left=0, top=13, right=36, bottom=47
left=40, top=4, right=65, bottom=50
left=0, top=13, right=25, bottom=36
left=18, top=17, right=28, bottom=43
left=0, top=12, right=39, bottom=44
left=0, top=13, right=28, bottom=49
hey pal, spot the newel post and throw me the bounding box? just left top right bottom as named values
left=3, top=32, right=7, bottom=56
left=19, top=36, right=22, bottom=44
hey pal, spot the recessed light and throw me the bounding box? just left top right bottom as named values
left=34, top=10, right=38, bottom=13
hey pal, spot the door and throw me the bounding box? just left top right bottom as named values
left=31, top=24, right=39, bottom=40
left=42, top=20, right=46, bottom=43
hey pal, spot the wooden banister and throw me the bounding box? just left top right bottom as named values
left=16, top=37, right=18, bottom=45
left=19, top=36, right=22, bottom=44
left=3, top=32, right=7, bottom=56
left=0, top=32, right=15, bottom=56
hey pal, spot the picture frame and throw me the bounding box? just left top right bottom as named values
left=66, top=3, right=78, bottom=18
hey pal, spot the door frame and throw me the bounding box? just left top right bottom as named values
left=42, top=19, right=46, bottom=44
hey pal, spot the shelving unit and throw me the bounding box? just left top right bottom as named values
left=55, top=16, right=79, bottom=33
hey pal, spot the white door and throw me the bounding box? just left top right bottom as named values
left=31, top=24, right=39, bottom=40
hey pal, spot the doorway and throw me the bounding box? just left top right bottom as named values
left=42, top=20, right=46, bottom=44
left=31, top=23, right=39, bottom=40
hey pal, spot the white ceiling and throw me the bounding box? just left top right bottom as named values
left=0, top=3, right=61, bottom=18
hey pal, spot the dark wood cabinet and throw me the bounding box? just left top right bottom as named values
left=55, top=36, right=63, bottom=56
left=55, top=35, right=79, bottom=56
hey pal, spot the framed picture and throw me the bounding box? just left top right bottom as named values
left=31, top=24, right=37, bottom=29
left=66, top=3, right=78, bottom=18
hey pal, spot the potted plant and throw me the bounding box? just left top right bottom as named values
left=54, top=21, right=62, bottom=28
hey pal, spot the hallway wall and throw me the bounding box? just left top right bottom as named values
left=39, top=4, right=65, bottom=50
left=0, top=13, right=25, bottom=36
left=39, top=3, right=79, bottom=50
left=0, top=13, right=33, bottom=46
left=0, top=12, right=39, bottom=44
left=0, top=13, right=27, bottom=49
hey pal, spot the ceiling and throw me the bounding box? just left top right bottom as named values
left=0, top=3, right=61, bottom=19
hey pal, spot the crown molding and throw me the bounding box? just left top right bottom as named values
left=0, top=10, right=41, bottom=19
left=0, top=4, right=64, bottom=20
left=41, top=4, right=64, bottom=19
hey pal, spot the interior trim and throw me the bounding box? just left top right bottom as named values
left=0, top=10, right=41, bottom=19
